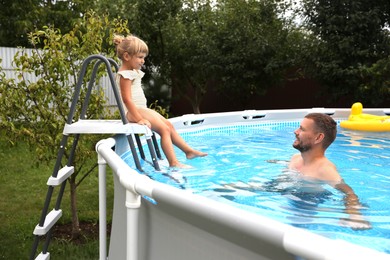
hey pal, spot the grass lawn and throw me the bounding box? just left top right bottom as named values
left=0, top=132, right=114, bottom=259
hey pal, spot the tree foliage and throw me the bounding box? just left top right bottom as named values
left=213, top=0, right=301, bottom=107
left=3, top=0, right=389, bottom=111
left=160, top=0, right=220, bottom=113
left=0, top=11, right=129, bottom=236
left=0, top=0, right=90, bottom=47
left=126, top=0, right=183, bottom=111
left=301, top=0, right=390, bottom=105
left=95, top=0, right=301, bottom=113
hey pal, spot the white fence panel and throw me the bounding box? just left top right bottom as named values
left=100, top=75, right=118, bottom=107
left=0, top=47, right=117, bottom=108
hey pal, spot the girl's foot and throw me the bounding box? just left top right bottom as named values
left=186, top=150, right=208, bottom=159
left=170, top=162, right=193, bottom=169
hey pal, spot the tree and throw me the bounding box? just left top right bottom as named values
left=110, top=0, right=183, bottom=112
left=0, top=0, right=90, bottom=47
left=301, top=0, right=390, bottom=106
left=95, top=0, right=302, bottom=113
left=213, top=0, right=301, bottom=108
left=89, top=0, right=181, bottom=111
left=160, top=0, right=221, bottom=114
left=0, top=11, right=129, bottom=237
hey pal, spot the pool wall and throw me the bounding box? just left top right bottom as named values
left=97, top=108, right=390, bottom=260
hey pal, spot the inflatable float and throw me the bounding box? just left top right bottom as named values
left=340, top=102, right=390, bottom=132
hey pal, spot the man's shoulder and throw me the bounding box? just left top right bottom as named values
left=290, top=153, right=301, bottom=161
left=318, top=158, right=341, bottom=182
left=289, top=153, right=301, bottom=166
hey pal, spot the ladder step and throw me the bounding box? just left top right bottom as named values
left=33, top=209, right=62, bottom=236
left=47, top=166, right=74, bottom=186
left=35, top=252, right=50, bottom=260
left=63, top=119, right=153, bottom=136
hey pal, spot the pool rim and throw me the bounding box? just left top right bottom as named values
left=103, top=107, right=390, bottom=260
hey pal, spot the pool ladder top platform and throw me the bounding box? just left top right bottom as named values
left=63, top=119, right=153, bottom=136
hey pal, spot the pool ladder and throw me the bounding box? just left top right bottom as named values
left=29, top=55, right=162, bottom=260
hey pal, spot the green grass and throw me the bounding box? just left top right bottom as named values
left=0, top=132, right=114, bottom=259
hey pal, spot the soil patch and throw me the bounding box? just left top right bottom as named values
left=52, top=221, right=111, bottom=245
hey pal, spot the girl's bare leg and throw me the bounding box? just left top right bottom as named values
left=137, top=109, right=206, bottom=166
left=168, top=123, right=207, bottom=159
left=149, top=112, right=207, bottom=158
left=137, top=109, right=186, bottom=167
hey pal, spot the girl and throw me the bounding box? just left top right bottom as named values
left=113, top=34, right=207, bottom=168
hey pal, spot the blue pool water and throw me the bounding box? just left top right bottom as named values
left=121, top=121, right=390, bottom=254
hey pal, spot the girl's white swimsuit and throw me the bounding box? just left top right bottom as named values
left=116, top=70, right=147, bottom=112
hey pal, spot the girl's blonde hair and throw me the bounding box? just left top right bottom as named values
left=113, top=34, right=149, bottom=60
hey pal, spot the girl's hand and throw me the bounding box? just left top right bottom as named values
left=137, top=119, right=151, bottom=128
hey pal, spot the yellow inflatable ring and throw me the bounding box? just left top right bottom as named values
left=340, top=102, right=390, bottom=132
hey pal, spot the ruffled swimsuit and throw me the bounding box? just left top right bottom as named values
left=116, top=70, right=147, bottom=112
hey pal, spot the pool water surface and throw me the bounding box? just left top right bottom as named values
left=121, top=121, right=390, bottom=254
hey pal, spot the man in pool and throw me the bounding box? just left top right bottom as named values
left=290, top=113, right=371, bottom=230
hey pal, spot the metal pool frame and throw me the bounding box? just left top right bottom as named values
left=96, top=107, right=390, bottom=260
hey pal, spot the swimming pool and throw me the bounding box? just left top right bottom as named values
left=100, top=108, right=390, bottom=259
left=123, top=121, right=390, bottom=254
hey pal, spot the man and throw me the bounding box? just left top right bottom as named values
left=290, top=113, right=371, bottom=230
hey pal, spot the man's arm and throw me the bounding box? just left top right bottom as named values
left=335, top=182, right=372, bottom=230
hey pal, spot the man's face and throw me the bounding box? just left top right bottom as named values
left=293, top=118, right=318, bottom=152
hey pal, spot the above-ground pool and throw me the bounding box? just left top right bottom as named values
left=123, top=121, right=389, bottom=254
left=106, top=108, right=390, bottom=259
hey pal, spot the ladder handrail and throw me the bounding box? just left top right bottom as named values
left=67, top=55, right=127, bottom=124
left=80, top=57, right=120, bottom=120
